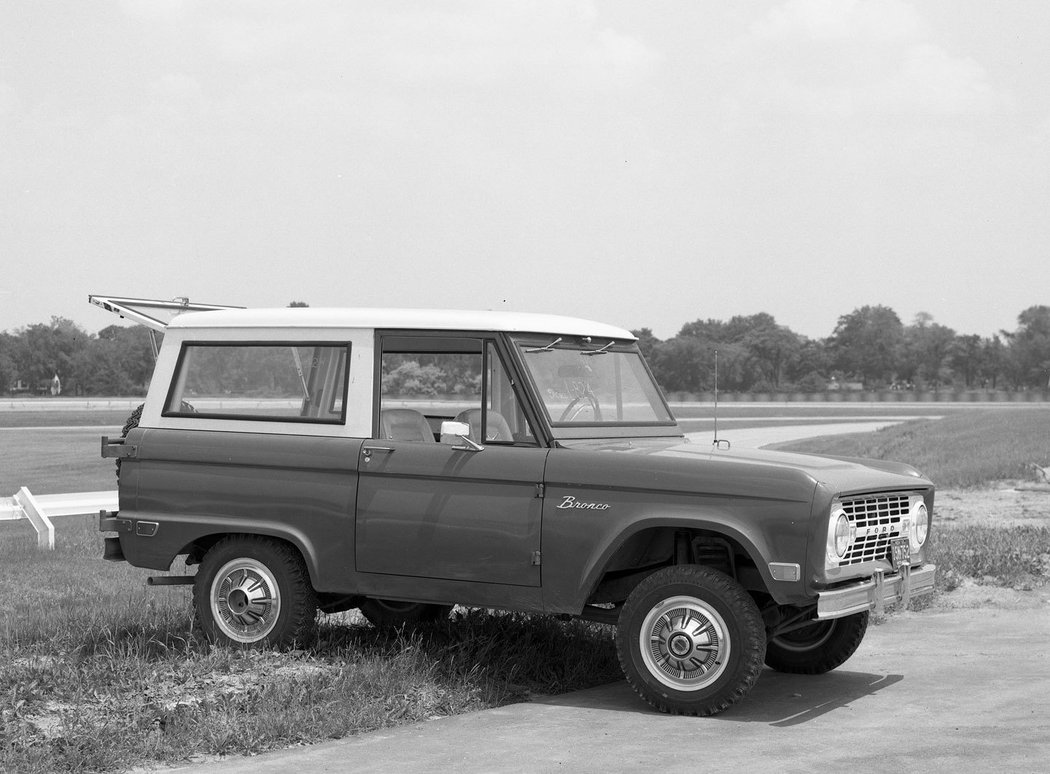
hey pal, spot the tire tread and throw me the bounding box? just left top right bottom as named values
left=616, top=565, right=765, bottom=716
left=764, top=611, right=868, bottom=674
left=193, top=535, right=317, bottom=649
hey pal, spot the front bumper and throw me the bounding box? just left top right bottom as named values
left=816, top=563, right=936, bottom=619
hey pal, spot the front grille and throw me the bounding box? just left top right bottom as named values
left=841, top=493, right=909, bottom=565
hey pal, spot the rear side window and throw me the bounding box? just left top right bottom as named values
left=165, top=342, right=350, bottom=423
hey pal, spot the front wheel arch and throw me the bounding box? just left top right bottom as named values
left=587, top=526, right=763, bottom=607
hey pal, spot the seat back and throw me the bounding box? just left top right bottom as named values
left=454, top=408, right=513, bottom=442
left=380, top=408, right=434, bottom=442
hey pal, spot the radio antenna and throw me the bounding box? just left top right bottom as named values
left=713, top=349, right=719, bottom=445
left=713, top=349, right=729, bottom=449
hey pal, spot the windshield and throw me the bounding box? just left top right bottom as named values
left=514, top=337, right=673, bottom=427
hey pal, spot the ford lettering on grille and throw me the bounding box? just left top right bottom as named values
left=841, top=494, right=909, bottom=565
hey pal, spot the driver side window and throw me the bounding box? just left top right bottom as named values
left=377, top=336, right=536, bottom=445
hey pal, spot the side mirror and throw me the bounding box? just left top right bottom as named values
left=440, top=420, right=483, bottom=452
left=440, top=420, right=470, bottom=442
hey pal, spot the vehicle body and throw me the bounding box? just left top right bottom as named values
left=94, top=296, right=936, bottom=715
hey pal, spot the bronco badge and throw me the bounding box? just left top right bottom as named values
left=556, top=495, right=611, bottom=511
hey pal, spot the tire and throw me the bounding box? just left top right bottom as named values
left=115, top=403, right=145, bottom=479
left=616, top=565, right=766, bottom=716
left=193, top=536, right=317, bottom=649
left=764, top=611, right=868, bottom=674
left=121, top=403, right=145, bottom=437
left=359, top=598, right=453, bottom=630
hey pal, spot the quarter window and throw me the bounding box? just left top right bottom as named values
left=165, top=343, right=349, bottom=423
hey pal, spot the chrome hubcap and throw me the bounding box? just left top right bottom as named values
left=639, top=595, right=730, bottom=691
left=211, top=559, right=281, bottom=643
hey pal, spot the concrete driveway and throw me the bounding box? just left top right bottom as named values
left=161, top=604, right=1050, bottom=774
left=684, top=420, right=908, bottom=449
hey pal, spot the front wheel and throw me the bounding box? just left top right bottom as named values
left=193, top=536, right=317, bottom=649
left=764, top=611, right=868, bottom=674
left=616, top=565, right=765, bottom=716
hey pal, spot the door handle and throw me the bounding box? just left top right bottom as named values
left=362, top=446, right=395, bottom=461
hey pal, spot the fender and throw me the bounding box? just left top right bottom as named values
left=540, top=482, right=820, bottom=614
left=113, top=511, right=335, bottom=589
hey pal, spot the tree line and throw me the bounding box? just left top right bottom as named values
left=1, top=304, right=1048, bottom=397
left=636, top=304, right=1050, bottom=394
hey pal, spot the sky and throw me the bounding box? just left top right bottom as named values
left=1, top=0, right=1048, bottom=342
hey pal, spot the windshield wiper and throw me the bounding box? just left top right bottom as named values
left=581, top=340, right=614, bottom=356
left=525, top=337, right=562, bottom=353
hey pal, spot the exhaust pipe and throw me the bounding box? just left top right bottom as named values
left=147, top=575, right=195, bottom=586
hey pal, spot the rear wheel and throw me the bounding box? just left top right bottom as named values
left=359, top=598, right=452, bottom=629
left=764, top=611, right=868, bottom=674
left=616, top=565, right=765, bottom=716
left=193, top=536, right=317, bottom=649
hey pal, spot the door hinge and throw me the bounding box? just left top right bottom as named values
left=535, top=483, right=545, bottom=498
left=530, top=550, right=542, bottom=566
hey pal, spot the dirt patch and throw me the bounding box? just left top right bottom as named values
left=931, top=577, right=1050, bottom=611
left=935, top=482, right=1050, bottom=529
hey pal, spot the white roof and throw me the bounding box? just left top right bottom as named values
left=166, top=307, right=637, bottom=340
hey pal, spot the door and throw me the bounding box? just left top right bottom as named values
left=355, top=335, right=547, bottom=587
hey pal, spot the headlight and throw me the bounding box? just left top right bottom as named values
left=834, top=513, right=851, bottom=557
left=909, top=499, right=930, bottom=550
left=826, top=505, right=854, bottom=563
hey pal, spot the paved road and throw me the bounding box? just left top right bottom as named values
left=159, top=606, right=1050, bottom=774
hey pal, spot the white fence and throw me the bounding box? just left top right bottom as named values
left=0, top=489, right=118, bottom=550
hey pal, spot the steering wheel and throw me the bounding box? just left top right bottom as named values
left=559, top=393, right=602, bottom=422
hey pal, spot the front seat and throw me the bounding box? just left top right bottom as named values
left=380, top=408, right=434, bottom=442
left=454, top=408, right=513, bottom=443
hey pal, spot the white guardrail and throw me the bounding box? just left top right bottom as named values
left=0, top=489, right=118, bottom=550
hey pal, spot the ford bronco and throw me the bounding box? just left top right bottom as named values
left=92, top=296, right=935, bottom=716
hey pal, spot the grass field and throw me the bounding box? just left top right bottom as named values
left=1, top=404, right=1048, bottom=772
left=0, top=516, right=621, bottom=773
left=0, top=410, right=127, bottom=495
left=776, top=408, right=1050, bottom=488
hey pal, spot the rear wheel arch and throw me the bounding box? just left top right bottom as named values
left=179, top=528, right=322, bottom=589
